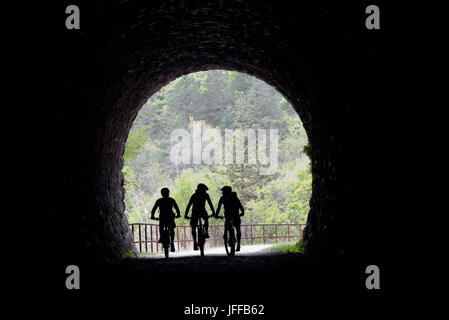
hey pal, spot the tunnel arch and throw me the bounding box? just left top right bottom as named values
left=64, top=0, right=353, bottom=264
left=123, top=69, right=313, bottom=237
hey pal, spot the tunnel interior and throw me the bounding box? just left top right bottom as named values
left=6, top=0, right=448, bottom=303
left=74, top=1, right=349, bottom=263
left=12, top=0, right=401, bottom=296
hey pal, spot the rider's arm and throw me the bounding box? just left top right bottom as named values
left=172, top=198, right=181, bottom=218
left=150, top=199, right=160, bottom=219
left=185, top=196, right=193, bottom=218
left=216, top=197, right=223, bottom=217
left=206, top=193, right=215, bottom=216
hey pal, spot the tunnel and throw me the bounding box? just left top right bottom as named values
left=7, top=0, right=447, bottom=302
left=55, top=0, right=355, bottom=264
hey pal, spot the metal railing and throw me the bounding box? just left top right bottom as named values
left=129, top=223, right=305, bottom=253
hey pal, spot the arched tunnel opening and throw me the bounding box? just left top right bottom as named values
left=10, top=0, right=447, bottom=303
left=123, top=69, right=312, bottom=257
left=88, top=46, right=327, bottom=263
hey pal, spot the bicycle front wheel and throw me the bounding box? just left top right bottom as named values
left=224, top=228, right=235, bottom=256
left=198, top=226, right=205, bottom=256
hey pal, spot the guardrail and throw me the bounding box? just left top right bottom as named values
left=129, top=223, right=305, bottom=253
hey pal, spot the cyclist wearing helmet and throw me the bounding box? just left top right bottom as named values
left=150, top=187, right=181, bottom=252
left=215, top=186, right=245, bottom=251
left=185, top=183, right=215, bottom=250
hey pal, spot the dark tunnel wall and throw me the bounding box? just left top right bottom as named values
left=6, top=0, right=447, bottom=298
left=63, top=0, right=356, bottom=263
left=15, top=1, right=386, bottom=263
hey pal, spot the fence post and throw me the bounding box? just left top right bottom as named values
left=177, top=227, right=180, bottom=251
left=214, top=226, right=217, bottom=247
left=275, top=225, right=278, bottom=243
left=145, top=225, right=148, bottom=253
left=150, top=224, right=153, bottom=253
left=184, top=226, right=187, bottom=250
left=156, top=227, right=159, bottom=252
left=131, top=224, right=135, bottom=251
left=288, top=225, right=290, bottom=242
left=138, top=224, right=142, bottom=253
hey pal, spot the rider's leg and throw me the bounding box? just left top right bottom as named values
left=192, top=228, right=198, bottom=250
left=229, top=226, right=236, bottom=254
left=158, top=223, right=163, bottom=243
left=229, top=226, right=235, bottom=243
left=204, top=215, right=209, bottom=238
left=235, top=227, right=241, bottom=251
left=170, top=228, right=175, bottom=252
left=190, top=218, right=198, bottom=250
left=233, top=217, right=241, bottom=251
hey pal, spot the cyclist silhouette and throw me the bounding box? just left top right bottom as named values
left=150, top=187, right=181, bottom=252
left=185, top=183, right=215, bottom=251
left=215, top=186, right=245, bottom=251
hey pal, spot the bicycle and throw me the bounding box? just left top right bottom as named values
left=151, top=217, right=171, bottom=259
left=186, top=213, right=212, bottom=257
left=216, top=215, right=236, bottom=256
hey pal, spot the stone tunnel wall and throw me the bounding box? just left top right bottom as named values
left=8, top=0, right=449, bottom=300
left=10, top=0, right=388, bottom=268
left=76, top=0, right=347, bottom=262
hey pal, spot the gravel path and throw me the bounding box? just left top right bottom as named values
left=139, top=244, right=273, bottom=259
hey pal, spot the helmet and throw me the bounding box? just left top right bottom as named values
left=221, top=186, right=232, bottom=193
left=161, top=187, right=170, bottom=196
left=197, top=183, right=209, bottom=191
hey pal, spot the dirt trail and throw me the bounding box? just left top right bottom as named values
left=139, top=244, right=273, bottom=259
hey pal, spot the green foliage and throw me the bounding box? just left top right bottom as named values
left=297, top=240, right=307, bottom=254
left=122, top=70, right=312, bottom=226
left=245, top=162, right=311, bottom=225
left=302, top=143, right=312, bottom=160
left=121, top=250, right=135, bottom=259
left=123, top=125, right=153, bottom=165
left=266, top=241, right=302, bottom=253
left=302, top=143, right=312, bottom=174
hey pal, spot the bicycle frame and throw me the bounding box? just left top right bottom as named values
left=152, top=217, right=171, bottom=258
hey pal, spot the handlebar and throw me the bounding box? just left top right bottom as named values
left=152, top=215, right=181, bottom=221
left=184, top=214, right=221, bottom=219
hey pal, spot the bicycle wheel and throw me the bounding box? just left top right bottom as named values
left=224, top=227, right=235, bottom=256
left=198, top=226, right=205, bottom=257
left=162, top=229, right=169, bottom=258
left=164, top=243, right=169, bottom=258
left=224, top=229, right=230, bottom=256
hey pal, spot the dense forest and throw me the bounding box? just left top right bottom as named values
left=123, top=70, right=311, bottom=227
